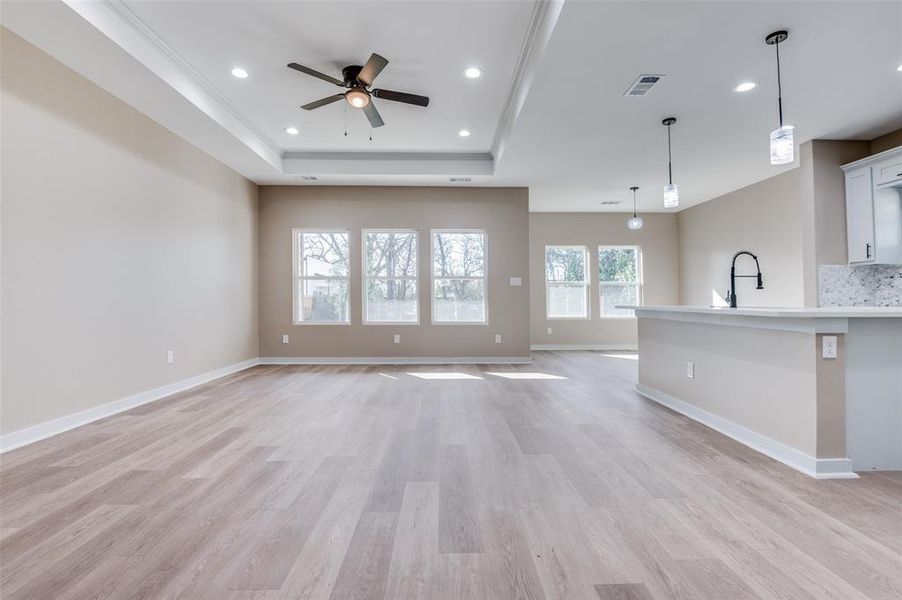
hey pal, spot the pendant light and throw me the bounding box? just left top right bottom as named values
left=662, top=117, right=679, bottom=208
left=627, top=186, right=644, bottom=230
left=766, top=30, right=793, bottom=165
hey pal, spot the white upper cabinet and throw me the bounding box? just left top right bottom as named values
left=842, top=146, right=902, bottom=265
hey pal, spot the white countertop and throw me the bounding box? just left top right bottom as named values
left=622, top=305, right=902, bottom=318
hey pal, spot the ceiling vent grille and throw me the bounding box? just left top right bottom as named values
left=449, top=177, right=472, bottom=183
left=298, top=176, right=319, bottom=182
left=600, top=201, right=621, bottom=205
left=624, top=74, right=665, bottom=97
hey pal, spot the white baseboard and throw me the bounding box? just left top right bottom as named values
left=530, top=344, right=638, bottom=351
left=0, top=358, right=261, bottom=453
left=259, top=356, right=532, bottom=365
left=635, top=384, right=858, bottom=480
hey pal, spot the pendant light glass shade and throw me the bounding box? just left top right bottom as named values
left=626, top=186, right=643, bottom=230
left=663, top=183, right=679, bottom=209
left=769, top=125, right=794, bottom=165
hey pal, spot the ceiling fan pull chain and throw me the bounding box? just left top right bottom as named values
left=344, top=102, right=348, bottom=137
left=369, top=127, right=373, bottom=142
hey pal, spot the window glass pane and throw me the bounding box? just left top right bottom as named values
left=600, top=284, right=638, bottom=317
left=299, top=278, right=349, bottom=322
left=598, top=247, right=638, bottom=283
left=366, top=279, right=418, bottom=322
left=432, top=232, right=485, bottom=277
left=365, top=232, right=417, bottom=277
left=545, top=247, right=586, bottom=282
left=433, top=279, right=485, bottom=322
left=300, top=232, right=349, bottom=277
left=547, top=282, right=588, bottom=318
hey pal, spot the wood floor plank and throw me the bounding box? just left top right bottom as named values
left=1, top=354, right=899, bottom=599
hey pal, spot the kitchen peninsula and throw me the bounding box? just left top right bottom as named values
left=630, top=305, right=902, bottom=478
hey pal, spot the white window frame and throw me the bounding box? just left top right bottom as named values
left=430, top=229, right=488, bottom=325
left=292, top=228, right=351, bottom=325
left=544, top=245, right=590, bottom=320
left=598, top=244, right=643, bottom=319
left=362, top=229, right=420, bottom=326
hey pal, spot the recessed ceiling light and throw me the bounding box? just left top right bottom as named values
left=734, top=81, right=757, bottom=92
left=285, top=127, right=299, bottom=135
left=458, top=129, right=471, bottom=137
left=897, top=64, right=902, bottom=72
left=231, top=67, right=249, bottom=79
left=464, top=67, right=482, bottom=79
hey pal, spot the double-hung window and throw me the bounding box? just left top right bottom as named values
left=363, top=230, right=418, bottom=324
left=431, top=230, right=487, bottom=323
left=598, top=245, right=642, bottom=317
left=545, top=245, right=589, bottom=319
left=294, top=229, right=350, bottom=324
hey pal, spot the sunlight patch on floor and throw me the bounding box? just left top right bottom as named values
left=601, top=353, right=638, bottom=360
left=486, top=372, right=567, bottom=380
left=407, top=372, right=484, bottom=380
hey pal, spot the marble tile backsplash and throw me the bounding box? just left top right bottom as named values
left=819, top=264, right=902, bottom=307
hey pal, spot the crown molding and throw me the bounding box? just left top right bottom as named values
left=492, top=0, right=566, bottom=164
left=62, top=0, right=283, bottom=171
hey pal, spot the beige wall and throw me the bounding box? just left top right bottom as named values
left=1, top=30, right=259, bottom=434
left=870, top=127, right=902, bottom=155
left=528, top=213, right=679, bottom=347
left=677, top=169, right=805, bottom=307
left=257, top=186, right=530, bottom=358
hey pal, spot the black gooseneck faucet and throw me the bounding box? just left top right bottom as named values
left=728, top=250, right=764, bottom=308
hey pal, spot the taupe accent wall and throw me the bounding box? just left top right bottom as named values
left=1, top=30, right=259, bottom=434
left=257, top=186, right=530, bottom=359
left=528, top=213, right=679, bottom=347
left=677, top=169, right=805, bottom=307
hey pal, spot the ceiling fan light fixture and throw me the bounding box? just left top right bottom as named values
left=345, top=89, right=370, bottom=108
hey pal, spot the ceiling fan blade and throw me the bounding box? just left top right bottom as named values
left=363, top=101, right=385, bottom=128
left=287, top=62, right=344, bottom=87
left=301, top=93, right=345, bottom=110
left=357, top=53, right=389, bottom=86
left=372, top=89, right=429, bottom=107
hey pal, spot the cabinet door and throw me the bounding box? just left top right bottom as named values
left=846, top=167, right=875, bottom=263
left=873, top=155, right=902, bottom=187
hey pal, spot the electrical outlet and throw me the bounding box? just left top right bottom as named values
left=546, top=327, right=553, bottom=335
left=495, top=334, right=502, bottom=344
left=393, top=334, right=400, bottom=344
left=167, top=350, right=174, bottom=364
left=822, top=335, right=837, bottom=359
left=281, top=334, right=289, bottom=344
left=686, top=361, right=694, bottom=379
left=509, top=277, right=523, bottom=287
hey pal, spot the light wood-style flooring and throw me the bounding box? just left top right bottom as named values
left=1, top=352, right=900, bottom=599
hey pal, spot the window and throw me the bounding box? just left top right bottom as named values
left=294, top=229, right=350, bottom=324
left=545, top=245, right=589, bottom=319
left=598, top=246, right=642, bottom=317
left=432, top=231, right=487, bottom=323
left=364, top=230, right=418, bottom=324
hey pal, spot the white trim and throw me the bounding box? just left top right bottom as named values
left=635, top=384, right=858, bottom=480
left=0, top=359, right=260, bottom=454
left=530, top=344, right=638, bottom=351
left=259, top=356, right=531, bottom=365
left=491, top=0, right=566, bottom=163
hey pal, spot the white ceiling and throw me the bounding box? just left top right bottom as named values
left=3, top=0, right=902, bottom=212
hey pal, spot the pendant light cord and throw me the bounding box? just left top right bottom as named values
left=666, top=124, right=673, bottom=185
left=631, top=187, right=638, bottom=218
left=775, top=40, right=784, bottom=128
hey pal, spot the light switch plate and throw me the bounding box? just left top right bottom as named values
left=393, top=334, right=401, bottom=344
left=281, top=334, right=289, bottom=344
left=686, top=361, right=694, bottom=379
left=167, top=350, right=174, bottom=364
left=546, top=327, right=552, bottom=335
left=822, top=335, right=837, bottom=359
left=509, top=277, right=522, bottom=287
left=495, top=334, right=502, bottom=344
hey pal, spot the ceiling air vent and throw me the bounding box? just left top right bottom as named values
left=600, top=201, right=621, bottom=206
left=624, top=74, right=665, bottom=97
left=449, top=177, right=472, bottom=183
left=298, top=176, right=319, bottom=182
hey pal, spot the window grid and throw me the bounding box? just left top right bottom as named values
left=431, top=230, right=488, bottom=325
left=293, top=229, right=351, bottom=325
left=598, top=245, right=643, bottom=318
left=362, top=229, right=419, bottom=325
left=544, top=245, right=590, bottom=320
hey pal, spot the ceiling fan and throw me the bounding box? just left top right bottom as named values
left=287, top=53, right=429, bottom=129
